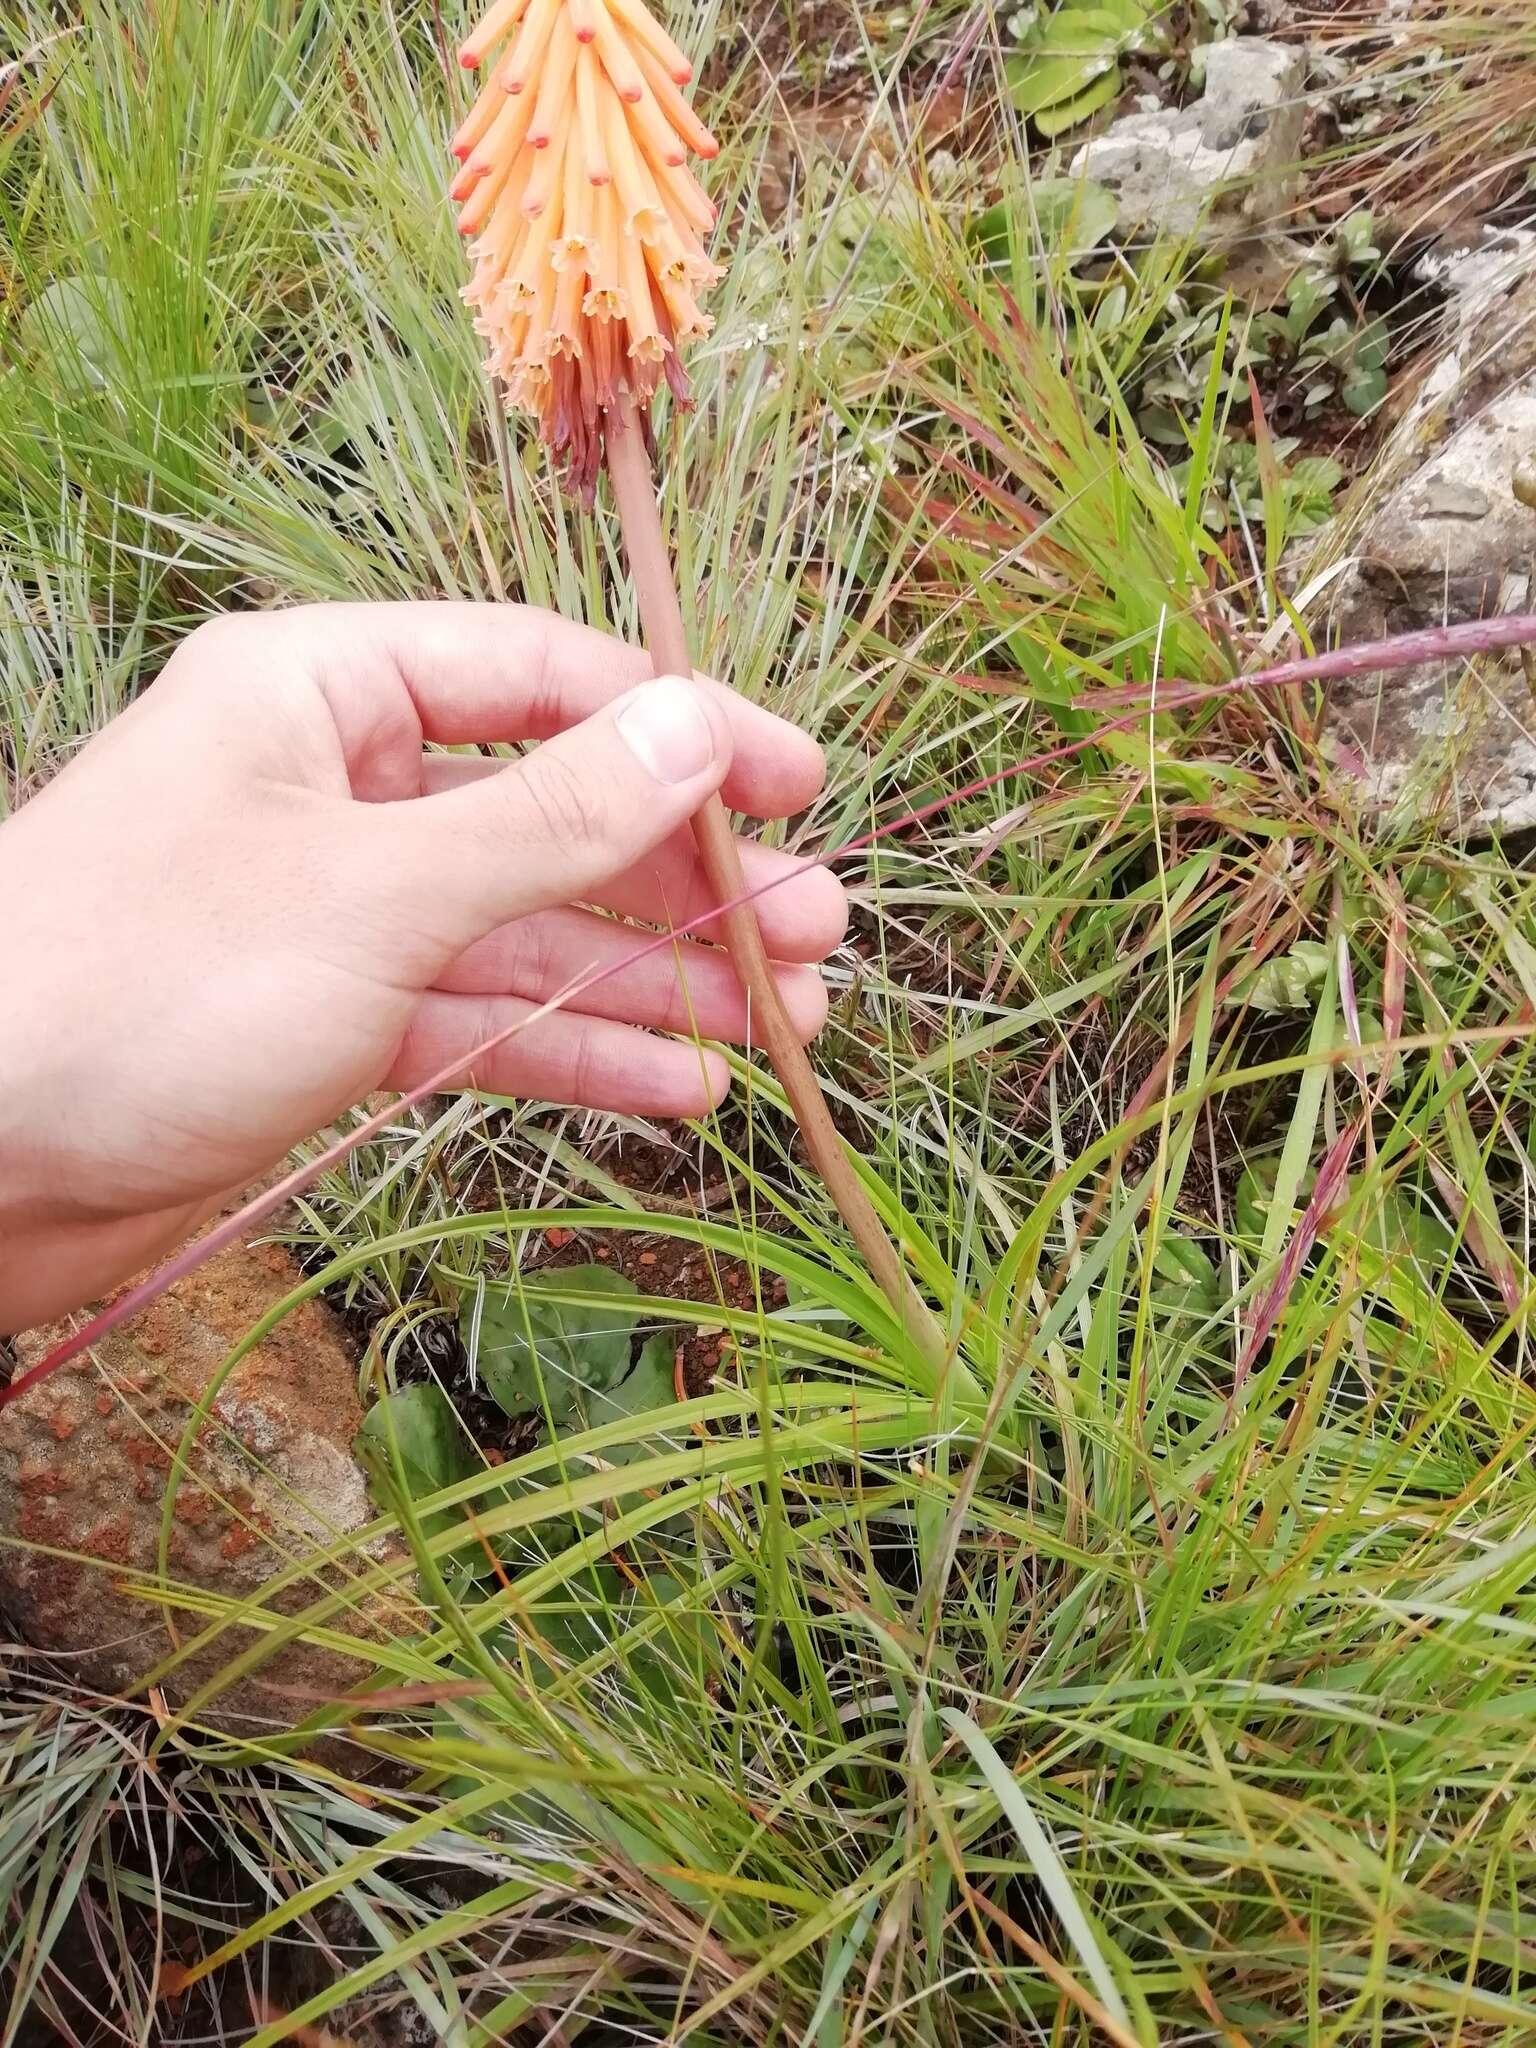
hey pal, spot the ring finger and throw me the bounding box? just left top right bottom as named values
left=436, top=904, right=830, bottom=1044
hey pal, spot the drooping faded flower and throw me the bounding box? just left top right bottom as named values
left=452, top=0, right=723, bottom=498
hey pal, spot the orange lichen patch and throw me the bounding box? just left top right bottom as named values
left=80, top=1517, right=132, bottom=1565
left=47, top=1403, right=80, bottom=1442
left=19, top=1498, right=69, bottom=1546
left=220, top=1524, right=260, bottom=1563
left=454, top=0, right=721, bottom=498
left=17, top=1459, right=69, bottom=1496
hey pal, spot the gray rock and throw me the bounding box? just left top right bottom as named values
left=1317, top=383, right=1536, bottom=837
left=1402, top=231, right=1536, bottom=447
left=0, top=1236, right=408, bottom=1761
left=1069, top=38, right=1308, bottom=240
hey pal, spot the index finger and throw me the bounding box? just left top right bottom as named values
left=297, top=600, right=827, bottom=820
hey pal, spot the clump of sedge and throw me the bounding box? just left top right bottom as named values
left=452, top=0, right=724, bottom=499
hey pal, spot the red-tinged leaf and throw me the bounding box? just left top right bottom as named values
left=879, top=476, right=1025, bottom=553
left=1422, top=1151, right=1522, bottom=1316
left=1382, top=872, right=1408, bottom=1091
left=1239, top=1118, right=1363, bottom=1382
left=1247, top=367, right=1278, bottom=492
left=931, top=446, right=1056, bottom=539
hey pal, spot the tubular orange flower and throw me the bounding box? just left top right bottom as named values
left=454, top=0, right=722, bottom=499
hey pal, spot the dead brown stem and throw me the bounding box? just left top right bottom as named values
left=603, top=406, right=949, bottom=1374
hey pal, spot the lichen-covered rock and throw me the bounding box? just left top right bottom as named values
left=0, top=1237, right=412, bottom=1757
left=1306, top=258, right=1536, bottom=839
left=1069, top=38, right=1308, bottom=240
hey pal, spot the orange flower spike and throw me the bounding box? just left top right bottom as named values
left=511, top=188, right=565, bottom=290
left=520, top=127, right=566, bottom=217
left=450, top=158, right=485, bottom=204
left=631, top=42, right=718, bottom=158
left=606, top=0, right=693, bottom=84
left=503, top=0, right=564, bottom=95
left=451, top=47, right=518, bottom=158
left=587, top=0, right=646, bottom=104
left=575, top=46, right=611, bottom=184
left=527, top=13, right=579, bottom=147
left=584, top=182, right=626, bottom=316
left=554, top=144, right=597, bottom=268
left=453, top=0, right=721, bottom=495
left=457, top=136, right=528, bottom=237
left=602, top=93, right=667, bottom=240
left=550, top=260, right=587, bottom=358
left=617, top=230, right=665, bottom=362
left=625, top=73, right=689, bottom=169
left=468, top=81, right=538, bottom=177
left=674, top=164, right=716, bottom=229
left=459, top=0, right=531, bottom=70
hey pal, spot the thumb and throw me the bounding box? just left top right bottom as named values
left=379, top=674, right=733, bottom=955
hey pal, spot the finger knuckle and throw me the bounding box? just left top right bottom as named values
left=513, top=751, right=604, bottom=851
left=566, top=1029, right=601, bottom=1108
left=517, top=915, right=554, bottom=994
left=171, top=611, right=258, bottom=682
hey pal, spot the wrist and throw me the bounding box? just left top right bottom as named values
left=0, top=868, right=96, bottom=1328
left=0, top=1043, right=70, bottom=1332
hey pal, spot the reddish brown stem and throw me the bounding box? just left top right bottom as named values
left=603, top=407, right=949, bottom=1372
left=1074, top=611, right=1536, bottom=712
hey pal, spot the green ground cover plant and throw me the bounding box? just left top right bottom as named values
left=6, top=3, right=1536, bottom=2043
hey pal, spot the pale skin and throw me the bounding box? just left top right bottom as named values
left=0, top=603, right=847, bottom=1334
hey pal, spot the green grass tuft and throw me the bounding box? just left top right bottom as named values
left=7, top=3, right=1536, bottom=2043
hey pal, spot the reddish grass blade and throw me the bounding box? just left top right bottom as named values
left=1238, top=1117, right=1364, bottom=1384
left=1382, top=873, right=1408, bottom=1094
left=6, top=609, right=1536, bottom=1408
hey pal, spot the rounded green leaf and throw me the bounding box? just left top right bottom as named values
left=464, top=1265, right=644, bottom=1424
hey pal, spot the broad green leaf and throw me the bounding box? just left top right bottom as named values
left=561, top=1330, right=677, bottom=1455
left=15, top=276, right=129, bottom=386
left=1007, top=47, right=1118, bottom=118
left=1087, top=0, right=1149, bottom=31
left=1037, top=2, right=1144, bottom=48
left=1033, top=66, right=1124, bottom=138
left=466, top=1265, right=643, bottom=1424
left=974, top=178, right=1122, bottom=272
left=1227, top=938, right=1332, bottom=1014
left=1342, top=364, right=1388, bottom=416
left=1151, top=1233, right=1221, bottom=1317
left=1014, top=177, right=1119, bottom=257
left=356, top=1382, right=477, bottom=1546
left=778, top=1270, right=856, bottom=1340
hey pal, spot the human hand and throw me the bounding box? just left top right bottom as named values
left=0, top=603, right=845, bottom=1331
